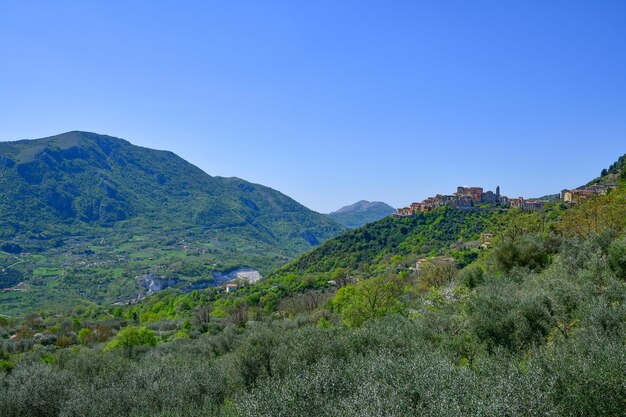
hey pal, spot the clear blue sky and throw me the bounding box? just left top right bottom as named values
left=1, top=1, right=624, bottom=213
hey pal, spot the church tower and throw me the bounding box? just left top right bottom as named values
left=496, top=185, right=500, bottom=197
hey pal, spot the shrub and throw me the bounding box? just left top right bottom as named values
left=492, top=234, right=550, bottom=273
left=104, top=326, right=157, bottom=358
left=608, top=235, right=626, bottom=280
left=332, top=276, right=403, bottom=327
left=470, top=279, right=555, bottom=352
left=458, top=264, right=484, bottom=289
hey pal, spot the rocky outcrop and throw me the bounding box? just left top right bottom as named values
left=137, top=273, right=180, bottom=295
left=136, top=273, right=216, bottom=297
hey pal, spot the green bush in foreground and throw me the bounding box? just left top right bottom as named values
left=0, top=227, right=625, bottom=416
left=104, top=325, right=157, bottom=358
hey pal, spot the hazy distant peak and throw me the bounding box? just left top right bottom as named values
left=327, top=200, right=395, bottom=228
left=331, top=200, right=393, bottom=214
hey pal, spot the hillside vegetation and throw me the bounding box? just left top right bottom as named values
left=0, top=132, right=343, bottom=314
left=0, top=155, right=625, bottom=416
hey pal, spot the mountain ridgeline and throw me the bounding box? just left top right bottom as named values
left=0, top=131, right=341, bottom=243
left=326, top=200, right=395, bottom=229
left=0, top=131, right=344, bottom=312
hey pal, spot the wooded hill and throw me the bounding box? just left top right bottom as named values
left=0, top=131, right=344, bottom=313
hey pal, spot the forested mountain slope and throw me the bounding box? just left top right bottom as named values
left=0, top=131, right=343, bottom=313
left=283, top=207, right=500, bottom=273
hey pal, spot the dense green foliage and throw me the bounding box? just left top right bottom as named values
left=275, top=206, right=512, bottom=278
left=326, top=200, right=396, bottom=228
left=1, top=223, right=625, bottom=416
left=0, top=154, right=624, bottom=416
left=104, top=325, right=157, bottom=357
left=0, top=132, right=344, bottom=314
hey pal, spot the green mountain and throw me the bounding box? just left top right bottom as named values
left=326, top=200, right=395, bottom=228
left=273, top=205, right=507, bottom=283
left=0, top=131, right=344, bottom=313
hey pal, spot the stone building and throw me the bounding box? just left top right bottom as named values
left=481, top=191, right=497, bottom=204
left=561, top=184, right=617, bottom=204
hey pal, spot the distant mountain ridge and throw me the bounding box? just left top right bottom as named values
left=0, top=131, right=342, bottom=242
left=326, top=200, right=395, bottom=228
left=0, top=131, right=344, bottom=312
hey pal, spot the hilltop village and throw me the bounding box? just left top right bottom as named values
left=394, top=184, right=617, bottom=217
left=395, top=186, right=520, bottom=216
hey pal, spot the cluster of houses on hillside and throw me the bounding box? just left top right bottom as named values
left=395, top=186, right=549, bottom=216
left=1, top=282, right=27, bottom=293
left=508, top=197, right=549, bottom=211
left=395, top=182, right=619, bottom=217
left=560, top=184, right=617, bottom=204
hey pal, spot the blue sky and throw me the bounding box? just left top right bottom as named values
left=1, top=1, right=624, bottom=213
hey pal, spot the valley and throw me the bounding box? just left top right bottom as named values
left=0, top=135, right=624, bottom=417
left=2, top=4, right=624, bottom=415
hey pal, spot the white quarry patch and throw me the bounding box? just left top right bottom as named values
left=213, top=267, right=262, bottom=284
